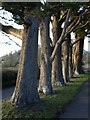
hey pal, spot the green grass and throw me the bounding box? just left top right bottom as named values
left=2, top=72, right=90, bottom=119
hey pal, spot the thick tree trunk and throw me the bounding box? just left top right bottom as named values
left=38, top=17, right=53, bottom=94
left=62, top=34, right=70, bottom=83
left=51, top=14, right=65, bottom=86
left=73, top=34, right=84, bottom=75
left=69, top=45, right=73, bottom=78
left=11, top=17, right=40, bottom=106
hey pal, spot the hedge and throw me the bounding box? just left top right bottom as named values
left=2, top=68, right=17, bottom=88
left=1, top=67, right=40, bottom=88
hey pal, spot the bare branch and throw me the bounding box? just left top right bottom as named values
left=1, top=23, right=23, bottom=40
left=66, top=17, right=78, bottom=33
left=82, top=9, right=90, bottom=16
left=66, top=7, right=89, bottom=34
left=73, top=21, right=89, bottom=32
left=68, top=17, right=80, bottom=33
left=50, top=4, right=89, bottom=62
left=70, top=37, right=80, bottom=46
left=50, top=9, right=71, bottom=62
left=58, top=9, right=68, bottom=23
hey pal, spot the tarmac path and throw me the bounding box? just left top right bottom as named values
left=60, top=81, right=89, bottom=118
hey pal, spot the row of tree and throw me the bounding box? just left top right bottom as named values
left=2, top=2, right=90, bottom=107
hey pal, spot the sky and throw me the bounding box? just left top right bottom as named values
left=0, top=9, right=23, bottom=57
left=0, top=9, right=89, bottom=57
left=0, top=31, right=22, bottom=57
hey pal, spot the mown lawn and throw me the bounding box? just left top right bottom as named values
left=2, top=72, right=90, bottom=119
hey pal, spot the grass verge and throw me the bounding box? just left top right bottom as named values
left=2, top=72, right=90, bottom=119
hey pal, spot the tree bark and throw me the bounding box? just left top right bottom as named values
left=62, top=34, right=70, bottom=83
left=69, top=45, right=73, bottom=78
left=1, top=23, right=23, bottom=40
left=73, top=34, right=84, bottom=75
left=38, top=17, right=53, bottom=94
left=11, top=17, right=40, bottom=106
left=51, top=14, right=65, bottom=86
left=50, top=9, right=71, bottom=62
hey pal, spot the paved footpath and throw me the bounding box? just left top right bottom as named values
left=60, top=81, right=89, bottom=118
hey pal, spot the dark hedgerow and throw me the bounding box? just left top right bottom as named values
left=1, top=67, right=40, bottom=88
left=2, top=68, right=17, bottom=88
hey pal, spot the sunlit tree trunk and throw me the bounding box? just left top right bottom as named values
left=11, top=17, right=40, bottom=106
left=51, top=14, right=65, bottom=86
left=38, top=17, right=53, bottom=94
left=73, top=34, right=84, bottom=75
left=62, top=34, right=70, bottom=83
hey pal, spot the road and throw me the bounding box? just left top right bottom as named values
left=60, top=81, right=89, bottom=118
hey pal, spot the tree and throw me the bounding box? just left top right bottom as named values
left=69, top=41, right=74, bottom=78
left=11, top=17, right=40, bottom=106
left=50, top=2, right=90, bottom=81
left=38, top=17, right=53, bottom=94
left=2, top=2, right=42, bottom=106
left=73, top=33, right=84, bottom=75
left=51, top=13, right=65, bottom=86
left=2, top=1, right=90, bottom=103
left=62, top=34, right=71, bottom=83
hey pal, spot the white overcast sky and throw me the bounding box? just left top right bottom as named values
left=0, top=9, right=89, bottom=57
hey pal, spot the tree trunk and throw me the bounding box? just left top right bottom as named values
left=62, top=34, right=70, bottom=83
left=69, top=45, right=73, bottom=78
left=11, top=17, right=40, bottom=106
left=73, top=34, right=84, bottom=75
left=50, top=9, right=71, bottom=62
left=38, top=17, right=53, bottom=94
left=51, top=14, right=65, bottom=86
